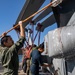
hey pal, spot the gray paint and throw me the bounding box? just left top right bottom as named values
left=47, top=25, right=75, bottom=58
left=67, top=12, right=75, bottom=26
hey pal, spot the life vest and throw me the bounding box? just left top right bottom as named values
left=25, top=49, right=31, bottom=59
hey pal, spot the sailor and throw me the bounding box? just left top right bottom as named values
left=30, top=42, right=50, bottom=75
left=22, top=45, right=32, bottom=75
left=0, top=21, right=25, bottom=75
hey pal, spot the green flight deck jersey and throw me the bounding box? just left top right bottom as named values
left=0, top=36, right=25, bottom=75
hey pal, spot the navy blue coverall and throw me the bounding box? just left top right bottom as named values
left=30, top=49, right=43, bottom=75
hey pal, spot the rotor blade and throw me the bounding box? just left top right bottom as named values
left=40, top=14, right=56, bottom=31
left=15, top=0, right=45, bottom=26
left=34, top=6, right=52, bottom=23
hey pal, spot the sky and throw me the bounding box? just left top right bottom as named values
left=0, top=0, right=57, bottom=45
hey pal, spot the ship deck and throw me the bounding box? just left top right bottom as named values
left=0, top=62, right=51, bottom=75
